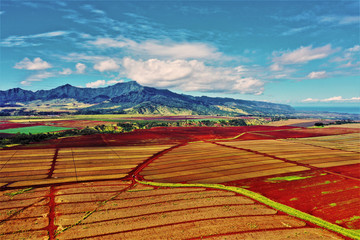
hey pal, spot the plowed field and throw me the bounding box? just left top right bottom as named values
left=1, top=124, right=359, bottom=239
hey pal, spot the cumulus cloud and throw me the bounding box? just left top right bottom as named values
left=122, top=58, right=264, bottom=95
left=59, top=68, right=72, bottom=75
left=76, top=63, right=86, bottom=73
left=86, top=80, right=106, bottom=88
left=302, top=96, right=360, bottom=103
left=272, top=44, right=335, bottom=65
left=94, top=59, right=120, bottom=72
left=21, top=72, right=55, bottom=85
left=14, top=57, right=52, bottom=70
left=307, top=71, right=327, bottom=79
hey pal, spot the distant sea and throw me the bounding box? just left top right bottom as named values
left=294, top=106, right=360, bottom=114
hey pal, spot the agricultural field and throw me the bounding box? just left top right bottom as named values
left=0, top=126, right=74, bottom=134
left=0, top=118, right=359, bottom=239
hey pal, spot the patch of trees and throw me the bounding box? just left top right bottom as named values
left=314, top=119, right=355, bottom=127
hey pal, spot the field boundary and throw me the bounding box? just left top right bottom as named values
left=136, top=179, right=360, bottom=240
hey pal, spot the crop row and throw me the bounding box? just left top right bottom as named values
left=141, top=142, right=309, bottom=184
left=0, top=145, right=173, bottom=188
left=288, top=133, right=360, bottom=152
left=0, top=180, right=342, bottom=240
left=221, top=139, right=359, bottom=168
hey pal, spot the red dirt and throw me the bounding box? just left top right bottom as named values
left=0, top=121, right=43, bottom=130
left=325, top=163, right=360, bottom=178
left=225, top=167, right=360, bottom=229
left=8, top=126, right=311, bottom=149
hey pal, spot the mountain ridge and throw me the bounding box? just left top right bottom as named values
left=0, top=81, right=295, bottom=116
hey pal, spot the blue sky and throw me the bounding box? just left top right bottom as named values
left=1, top=0, right=359, bottom=106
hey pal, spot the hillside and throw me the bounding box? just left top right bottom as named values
left=0, top=81, right=294, bottom=116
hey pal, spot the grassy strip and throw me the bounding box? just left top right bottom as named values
left=4, top=187, right=33, bottom=199
left=136, top=179, right=360, bottom=240
left=266, top=175, right=313, bottom=182
left=0, top=126, right=74, bottom=134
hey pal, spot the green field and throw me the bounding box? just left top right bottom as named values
left=0, top=126, right=74, bottom=134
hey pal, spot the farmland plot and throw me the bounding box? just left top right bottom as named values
left=216, top=139, right=360, bottom=230
left=0, top=145, right=173, bottom=188
left=0, top=181, right=343, bottom=240
left=0, top=124, right=359, bottom=239
left=219, top=139, right=360, bottom=168
left=141, top=142, right=309, bottom=183
left=287, top=133, right=360, bottom=153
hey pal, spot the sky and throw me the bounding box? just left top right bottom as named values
left=1, top=0, right=359, bottom=107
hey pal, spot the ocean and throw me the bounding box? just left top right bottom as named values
left=294, top=106, right=360, bottom=115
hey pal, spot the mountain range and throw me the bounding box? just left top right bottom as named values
left=0, top=81, right=294, bottom=116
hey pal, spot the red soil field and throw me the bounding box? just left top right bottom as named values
left=325, top=163, right=360, bottom=178
left=225, top=166, right=360, bottom=230
left=0, top=123, right=358, bottom=239
left=9, top=125, right=310, bottom=149
left=0, top=121, right=43, bottom=130
left=1, top=179, right=343, bottom=240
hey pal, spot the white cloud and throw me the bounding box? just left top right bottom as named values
left=319, top=15, right=360, bottom=25
left=330, top=45, right=360, bottom=68
left=61, top=53, right=107, bottom=63
left=89, top=37, right=134, bottom=48
left=307, top=71, right=327, bottom=79
left=138, top=41, right=221, bottom=59
left=322, top=96, right=343, bottom=102
left=76, top=63, right=86, bottom=74
left=59, top=68, right=72, bottom=75
left=107, top=79, right=124, bottom=85
left=1, top=31, right=70, bottom=47
left=85, top=79, right=123, bottom=88
left=302, top=96, right=360, bottom=103
left=339, top=16, right=360, bottom=25
left=21, top=72, right=55, bottom=85
left=273, top=44, right=335, bottom=65
left=122, top=58, right=264, bottom=95
left=301, top=98, right=318, bottom=103
left=0, top=11, right=4, bottom=15
left=339, top=61, right=360, bottom=68
left=30, top=31, right=69, bottom=38
left=86, top=80, right=106, bottom=88
left=234, top=66, right=247, bottom=73
left=347, top=45, right=360, bottom=52
left=14, top=57, right=52, bottom=70
left=88, top=37, right=222, bottom=59
left=94, top=59, right=120, bottom=72
left=269, top=63, right=283, bottom=71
